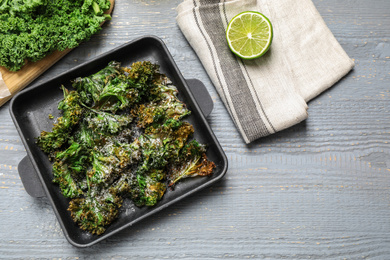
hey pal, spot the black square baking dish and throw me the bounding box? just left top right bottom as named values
left=10, top=35, right=228, bottom=247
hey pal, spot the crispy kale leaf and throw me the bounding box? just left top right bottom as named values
left=0, top=0, right=111, bottom=71
left=53, top=141, right=91, bottom=198
left=133, top=169, right=166, bottom=207
left=68, top=189, right=122, bottom=235
left=52, top=160, right=83, bottom=198
left=85, top=109, right=133, bottom=135
left=37, top=87, right=84, bottom=155
left=72, top=61, right=121, bottom=106
left=136, top=84, right=191, bottom=128
left=88, top=140, right=140, bottom=186
left=145, top=119, right=194, bottom=159
left=167, top=140, right=216, bottom=187
left=135, top=119, right=194, bottom=175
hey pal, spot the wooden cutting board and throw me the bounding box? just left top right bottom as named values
left=0, top=0, right=115, bottom=107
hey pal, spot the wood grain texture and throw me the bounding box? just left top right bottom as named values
left=1, top=0, right=390, bottom=258
left=0, top=0, right=115, bottom=107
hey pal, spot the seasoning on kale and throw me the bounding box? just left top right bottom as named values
left=167, top=140, right=215, bottom=188
left=37, top=61, right=215, bottom=235
left=0, top=0, right=111, bottom=71
left=37, top=86, right=84, bottom=156
left=68, top=189, right=122, bottom=235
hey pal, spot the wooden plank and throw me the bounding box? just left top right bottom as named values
left=0, top=0, right=115, bottom=107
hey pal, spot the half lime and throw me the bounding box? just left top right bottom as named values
left=226, top=11, right=273, bottom=59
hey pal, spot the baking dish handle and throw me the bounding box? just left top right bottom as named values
left=18, top=156, right=46, bottom=198
left=17, top=78, right=214, bottom=197
left=185, top=78, right=213, bottom=118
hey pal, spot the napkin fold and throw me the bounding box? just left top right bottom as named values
left=176, top=0, right=354, bottom=143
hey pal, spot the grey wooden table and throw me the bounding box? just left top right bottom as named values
left=1, top=0, right=389, bottom=258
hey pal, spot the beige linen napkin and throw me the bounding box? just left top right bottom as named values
left=176, top=0, right=354, bottom=143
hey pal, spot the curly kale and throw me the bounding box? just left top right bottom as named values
left=0, top=0, right=46, bottom=14
left=0, top=0, right=111, bottom=71
left=88, top=140, right=140, bottom=186
left=167, top=140, right=216, bottom=187
left=72, top=61, right=121, bottom=106
left=126, top=61, right=161, bottom=87
left=136, top=83, right=191, bottom=128
left=133, top=169, right=166, bottom=207
left=37, top=61, right=215, bottom=235
left=37, top=86, right=84, bottom=155
left=68, top=189, right=122, bottom=235
left=85, top=109, right=133, bottom=135
left=145, top=119, right=195, bottom=159
left=52, top=160, right=83, bottom=198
